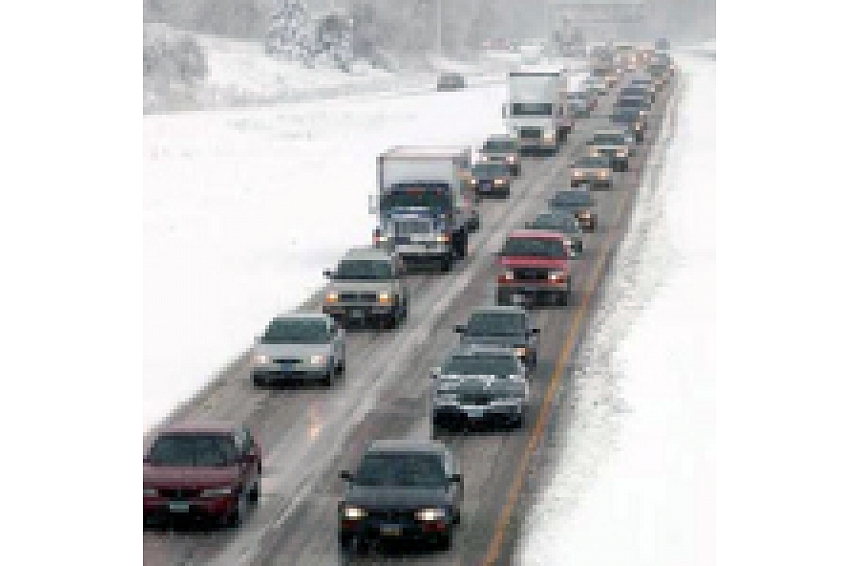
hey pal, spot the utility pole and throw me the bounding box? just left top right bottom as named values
left=437, top=0, right=443, bottom=56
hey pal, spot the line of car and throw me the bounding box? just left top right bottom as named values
left=144, top=44, right=676, bottom=556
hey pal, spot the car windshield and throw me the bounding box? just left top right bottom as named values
left=529, top=215, right=572, bottom=232
left=552, top=191, right=592, bottom=207
left=616, top=99, right=647, bottom=109
left=147, top=433, right=237, bottom=467
left=381, top=185, right=451, bottom=211
left=501, top=236, right=566, bottom=258
left=592, top=133, right=628, bottom=144
left=576, top=157, right=612, bottom=168
left=472, top=163, right=508, bottom=176
left=613, top=110, right=640, bottom=120
left=511, top=102, right=553, bottom=116
left=442, top=354, right=520, bottom=376
left=354, top=453, right=446, bottom=487
left=335, top=259, right=393, bottom=280
left=483, top=140, right=515, bottom=152
left=466, top=312, right=526, bottom=336
left=261, top=318, right=329, bottom=344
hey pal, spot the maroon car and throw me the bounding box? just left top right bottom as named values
left=495, top=229, right=575, bottom=307
left=143, top=421, right=262, bottom=528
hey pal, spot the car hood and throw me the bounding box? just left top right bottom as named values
left=460, top=334, right=525, bottom=348
left=497, top=256, right=569, bottom=269
left=254, top=341, right=331, bottom=358
left=144, top=465, right=241, bottom=488
left=344, top=485, right=452, bottom=509
left=327, top=281, right=394, bottom=293
left=438, top=375, right=527, bottom=394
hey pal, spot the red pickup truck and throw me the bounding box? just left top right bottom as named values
left=495, top=229, right=575, bottom=307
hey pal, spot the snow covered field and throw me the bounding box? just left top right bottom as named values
left=144, top=84, right=511, bottom=432
left=517, top=52, right=715, bottom=564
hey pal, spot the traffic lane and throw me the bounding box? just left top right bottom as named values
left=141, top=128, right=567, bottom=565
left=240, top=94, right=650, bottom=564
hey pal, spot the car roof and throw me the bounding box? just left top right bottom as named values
left=469, top=305, right=527, bottom=317
left=507, top=228, right=567, bottom=241
left=272, top=312, right=331, bottom=323
left=155, top=421, right=237, bottom=435
left=552, top=190, right=593, bottom=204
left=368, top=439, right=448, bottom=455
left=341, top=247, right=394, bottom=261
left=450, top=344, right=520, bottom=358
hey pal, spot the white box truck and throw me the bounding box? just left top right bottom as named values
left=503, top=67, right=570, bottom=156
left=370, top=146, right=476, bottom=272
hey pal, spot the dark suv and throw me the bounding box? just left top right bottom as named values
left=143, top=422, right=262, bottom=528
left=454, top=306, right=540, bottom=370
left=338, top=440, right=462, bottom=552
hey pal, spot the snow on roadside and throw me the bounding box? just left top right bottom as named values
left=517, top=53, right=715, bottom=565
left=143, top=84, right=510, bottom=433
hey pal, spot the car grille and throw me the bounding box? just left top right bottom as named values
left=368, top=509, right=417, bottom=522
left=273, top=357, right=303, bottom=365
left=395, top=219, right=432, bottom=236
left=159, top=488, right=201, bottom=499
left=513, top=268, right=549, bottom=281
left=338, top=292, right=379, bottom=303
left=458, top=392, right=494, bottom=405
left=519, top=128, right=542, bottom=139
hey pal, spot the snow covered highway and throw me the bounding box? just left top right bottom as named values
left=143, top=63, right=683, bottom=564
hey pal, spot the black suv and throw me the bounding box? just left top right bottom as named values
left=454, top=306, right=540, bottom=370
left=338, top=440, right=462, bottom=552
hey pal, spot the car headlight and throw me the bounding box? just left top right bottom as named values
left=616, top=149, right=627, bottom=157
left=598, top=170, right=608, bottom=178
left=378, top=292, right=392, bottom=303
left=436, top=234, right=451, bottom=243
left=549, top=271, right=566, bottom=282
left=573, top=170, right=583, bottom=177
left=500, top=270, right=515, bottom=282
left=253, top=353, right=270, bottom=365
left=200, top=486, right=234, bottom=498
left=415, top=508, right=446, bottom=522
left=635, top=122, right=642, bottom=130
left=514, top=347, right=528, bottom=358
left=506, top=155, right=516, bottom=163
left=342, top=505, right=367, bottom=520
left=493, top=178, right=505, bottom=185
left=143, top=487, right=158, bottom=497
left=470, top=178, right=477, bottom=185
left=580, top=210, right=591, bottom=218
left=326, top=291, right=339, bottom=303
left=309, top=354, right=326, bottom=365
left=543, top=132, right=555, bottom=142
left=639, top=109, right=646, bottom=115
left=589, top=149, right=600, bottom=157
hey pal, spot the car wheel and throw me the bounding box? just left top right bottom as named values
left=321, top=364, right=333, bottom=386
left=437, top=530, right=452, bottom=551
left=249, top=477, right=260, bottom=503
left=440, top=254, right=453, bottom=272
left=557, top=290, right=569, bottom=307
left=225, top=491, right=248, bottom=528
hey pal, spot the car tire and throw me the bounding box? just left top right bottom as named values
left=249, top=477, right=260, bottom=503
left=557, top=289, right=569, bottom=307
left=225, top=491, right=248, bottom=528
left=575, top=241, right=583, bottom=254
left=252, top=375, right=265, bottom=388
left=437, top=530, right=452, bottom=551
left=321, top=363, right=333, bottom=386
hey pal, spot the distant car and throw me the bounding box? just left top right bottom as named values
left=566, top=92, right=593, bottom=119
left=614, top=96, right=651, bottom=125
left=432, top=345, right=530, bottom=431
left=549, top=189, right=597, bottom=232
left=496, top=229, right=575, bottom=306
left=525, top=210, right=585, bottom=255
left=454, top=305, right=540, bottom=370
left=585, top=128, right=636, bottom=171
left=323, top=247, right=409, bottom=329
left=338, top=440, right=463, bottom=552
left=479, top=134, right=521, bottom=176
left=583, top=75, right=609, bottom=96
left=611, top=107, right=647, bottom=142
left=143, top=421, right=262, bottom=528
left=251, top=313, right=345, bottom=387
left=619, top=85, right=655, bottom=104
left=570, top=155, right=615, bottom=189
left=469, top=161, right=513, bottom=198
left=655, top=38, right=670, bottom=51
left=437, top=72, right=466, bottom=91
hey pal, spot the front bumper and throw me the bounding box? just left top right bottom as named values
left=144, top=495, right=237, bottom=524
left=340, top=513, right=452, bottom=544
left=433, top=403, right=524, bottom=428
left=473, top=180, right=511, bottom=196
left=323, top=303, right=396, bottom=322
left=497, top=282, right=569, bottom=305
left=571, top=172, right=612, bottom=187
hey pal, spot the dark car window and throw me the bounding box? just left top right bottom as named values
left=442, top=354, right=521, bottom=376
left=511, top=102, right=553, bottom=116
left=467, top=312, right=525, bottom=336
left=576, top=157, right=613, bottom=168
left=529, top=216, right=566, bottom=231
left=355, top=453, right=446, bottom=487
left=261, top=318, right=330, bottom=344
left=552, top=191, right=593, bottom=207
left=483, top=140, right=516, bottom=152
left=472, top=163, right=509, bottom=176
left=147, top=433, right=238, bottom=467
left=591, top=133, right=628, bottom=145
left=335, top=259, right=393, bottom=280
left=501, top=237, right=566, bottom=258
left=381, top=185, right=452, bottom=212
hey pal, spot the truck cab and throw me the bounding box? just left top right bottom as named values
left=503, top=68, right=570, bottom=156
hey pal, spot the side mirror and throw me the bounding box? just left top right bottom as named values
left=450, top=473, right=462, bottom=483
left=502, top=105, right=507, bottom=118
left=431, top=367, right=441, bottom=379
left=368, top=194, right=378, bottom=215
left=323, top=269, right=333, bottom=278
left=339, top=470, right=352, bottom=481
left=143, top=455, right=150, bottom=464
left=454, top=324, right=466, bottom=333
left=531, top=327, right=540, bottom=334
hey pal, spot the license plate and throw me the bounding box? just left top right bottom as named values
left=466, top=407, right=485, bottom=418
left=169, top=501, right=190, bottom=513
left=511, top=294, right=526, bottom=304
left=379, top=524, right=402, bottom=536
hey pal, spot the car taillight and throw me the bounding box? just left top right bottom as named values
left=498, top=271, right=515, bottom=283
